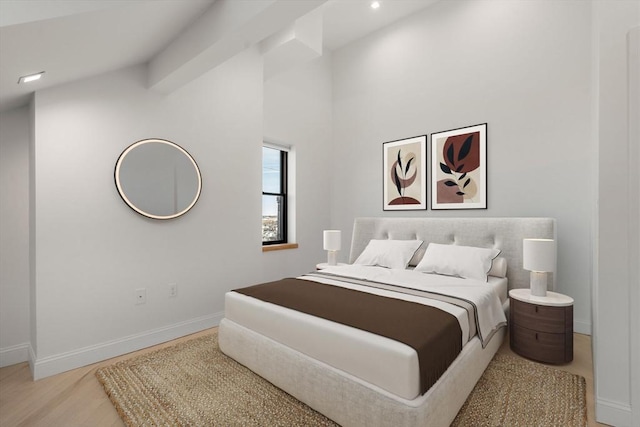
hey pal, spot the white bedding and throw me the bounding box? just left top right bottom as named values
left=225, top=265, right=507, bottom=400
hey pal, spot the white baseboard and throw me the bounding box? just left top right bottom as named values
left=574, top=319, right=591, bottom=335
left=0, top=342, right=30, bottom=368
left=32, top=312, right=223, bottom=380
left=596, top=398, right=632, bottom=426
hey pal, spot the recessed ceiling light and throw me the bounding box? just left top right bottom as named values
left=18, top=71, right=45, bottom=84
left=371, top=1, right=380, bottom=10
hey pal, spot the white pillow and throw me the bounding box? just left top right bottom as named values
left=414, top=243, right=501, bottom=282
left=488, top=256, right=508, bottom=278
left=354, top=239, right=423, bottom=269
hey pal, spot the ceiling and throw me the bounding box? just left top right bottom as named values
left=0, top=0, right=439, bottom=113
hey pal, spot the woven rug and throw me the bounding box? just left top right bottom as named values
left=96, top=332, right=587, bottom=426
left=451, top=352, right=587, bottom=427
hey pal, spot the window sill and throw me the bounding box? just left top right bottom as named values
left=262, top=243, right=299, bottom=252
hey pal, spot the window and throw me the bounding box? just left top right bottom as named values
left=262, top=145, right=288, bottom=244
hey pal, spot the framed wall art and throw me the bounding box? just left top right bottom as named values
left=431, top=123, right=487, bottom=210
left=383, top=135, right=427, bottom=210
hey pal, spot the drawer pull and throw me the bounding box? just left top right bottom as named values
left=535, top=333, right=539, bottom=340
left=535, top=306, right=538, bottom=313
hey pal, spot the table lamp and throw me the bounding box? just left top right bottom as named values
left=523, top=238, right=556, bottom=297
left=323, top=230, right=341, bottom=266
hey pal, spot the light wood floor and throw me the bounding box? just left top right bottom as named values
left=0, top=329, right=607, bottom=427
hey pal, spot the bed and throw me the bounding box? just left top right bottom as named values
left=219, top=217, right=555, bottom=426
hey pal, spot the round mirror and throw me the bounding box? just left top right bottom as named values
left=115, top=139, right=202, bottom=220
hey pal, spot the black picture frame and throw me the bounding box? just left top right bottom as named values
left=382, top=135, right=427, bottom=211
left=430, top=123, right=487, bottom=210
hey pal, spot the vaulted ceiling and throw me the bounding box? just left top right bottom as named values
left=0, top=0, right=439, bottom=113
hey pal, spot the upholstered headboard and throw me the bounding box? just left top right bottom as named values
left=349, top=217, right=556, bottom=290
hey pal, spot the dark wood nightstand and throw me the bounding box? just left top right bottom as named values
left=509, top=288, right=574, bottom=364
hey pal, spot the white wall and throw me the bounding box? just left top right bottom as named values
left=8, top=44, right=328, bottom=378
left=0, top=107, right=31, bottom=367
left=263, top=52, right=334, bottom=277
left=593, top=0, right=640, bottom=424
left=15, top=44, right=334, bottom=378
left=331, top=0, right=593, bottom=333
left=0, top=19, right=334, bottom=377
left=29, top=51, right=260, bottom=376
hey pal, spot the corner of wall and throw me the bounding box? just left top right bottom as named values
left=29, top=96, right=37, bottom=360
left=28, top=343, right=36, bottom=378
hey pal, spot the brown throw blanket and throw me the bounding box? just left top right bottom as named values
left=234, top=278, right=462, bottom=394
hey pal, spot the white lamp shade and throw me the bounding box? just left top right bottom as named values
left=323, top=230, right=341, bottom=251
left=523, top=238, right=556, bottom=272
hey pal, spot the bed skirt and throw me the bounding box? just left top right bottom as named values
left=219, top=318, right=505, bottom=427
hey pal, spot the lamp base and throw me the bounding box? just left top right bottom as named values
left=530, top=271, right=548, bottom=297
left=327, top=251, right=337, bottom=266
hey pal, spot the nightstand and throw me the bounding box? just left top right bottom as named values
left=509, top=288, right=574, bottom=364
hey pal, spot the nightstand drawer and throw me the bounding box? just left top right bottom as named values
left=511, top=326, right=571, bottom=364
left=511, top=298, right=568, bottom=333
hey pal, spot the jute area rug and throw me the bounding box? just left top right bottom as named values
left=96, top=332, right=587, bottom=426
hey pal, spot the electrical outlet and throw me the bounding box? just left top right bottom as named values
left=135, top=288, right=146, bottom=305
left=169, top=283, right=177, bottom=298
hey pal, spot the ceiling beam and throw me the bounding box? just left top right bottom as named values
left=261, top=6, right=323, bottom=80
left=147, top=0, right=327, bottom=94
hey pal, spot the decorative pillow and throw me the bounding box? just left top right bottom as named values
left=414, top=243, right=501, bottom=282
left=488, top=256, right=508, bottom=278
left=354, top=239, right=423, bottom=269
left=408, top=245, right=426, bottom=267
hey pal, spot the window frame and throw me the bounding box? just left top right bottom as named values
left=262, top=146, right=288, bottom=245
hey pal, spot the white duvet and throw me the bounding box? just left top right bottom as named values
left=311, top=265, right=507, bottom=347
left=225, top=265, right=507, bottom=400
